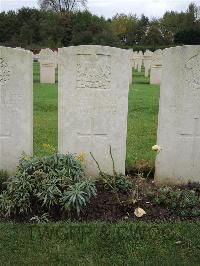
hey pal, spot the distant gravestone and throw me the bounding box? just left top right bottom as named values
left=137, top=51, right=143, bottom=72
left=143, top=50, right=153, bottom=77
left=155, top=45, right=200, bottom=185
left=58, top=45, right=130, bottom=177
left=0, top=47, right=32, bottom=174
left=129, top=49, right=133, bottom=84
left=38, top=48, right=56, bottom=84
left=150, top=49, right=163, bottom=85
left=133, top=52, right=138, bottom=70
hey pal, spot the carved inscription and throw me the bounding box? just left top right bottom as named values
left=0, top=57, right=10, bottom=104
left=0, top=57, right=10, bottom=86
left=185, top=53, right=200, bottom=90
left=76, top=54, right=111, bottom=90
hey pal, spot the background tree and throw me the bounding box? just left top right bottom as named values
left=38, top=0, right=87, bottom=12
left=0, top=2, right=199, bottom=49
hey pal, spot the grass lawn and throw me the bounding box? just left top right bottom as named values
left=2, top=63, right=195, bottom=265
left=33, top=63, right=159, bottom=168
left=0, top=222, right=200, bottom=265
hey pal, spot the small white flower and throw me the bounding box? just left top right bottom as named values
left=152, top=145, right=161, bottom=153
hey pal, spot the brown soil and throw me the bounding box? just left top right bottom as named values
left=80, top=180, right=200, bottom=222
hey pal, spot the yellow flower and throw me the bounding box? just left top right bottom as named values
left=43, top=143, right=56, bottom=153
left=77, top=152, right=85, bottom=162
left=152, top=145, right=161, bottom=153
left=22, top=152, right=30, bottom=161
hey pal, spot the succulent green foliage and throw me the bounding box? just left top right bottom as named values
left=0, top=153, right=96, bottom=219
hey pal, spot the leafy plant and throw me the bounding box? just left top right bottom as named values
left=0, top=170, right=8, bottom=192
left=0, top=153, right=96, bottom=220
left=150, top=187, right=200, bottom=218
left=61, top=180, right=97, bottom=216
left=30, top=213, right=50, bottom=223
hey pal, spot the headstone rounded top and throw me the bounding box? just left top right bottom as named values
left=38, top=48, right=57, bottom=65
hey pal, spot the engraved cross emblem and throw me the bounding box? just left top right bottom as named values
left=77, top=118, right=107, bottom=151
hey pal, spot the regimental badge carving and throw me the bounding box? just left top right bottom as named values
left=77, top=54, right=111, bottom=90
left=0, top=57, right=10, bottom=86
left=185, top=53, right=200, bottom=90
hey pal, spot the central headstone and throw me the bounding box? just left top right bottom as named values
left=58, top=46, right=130, bottom=177
left=155, top=45, right=200, bottom=185
left=0, top=47, right=32, bottom=174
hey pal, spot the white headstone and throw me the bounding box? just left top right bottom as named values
left=150, top=49, right=163, bottom=85
left=38, top=48, right=56, bottom=84
left=143, top=50, right=153, bottom=77
left=58, top=45, right=130, bottom=177
left=155, top=45, right=200, bottom=185
left=137, top=51, right=143, bottom=72
left=0, top=47, right=33, bottom=174
left=133, top=52, right=138, bottom=70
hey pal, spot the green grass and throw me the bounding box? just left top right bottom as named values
left=33, top=63, right=58, bottom=156
left=33, top=63, right=159, bottom=168
left=0, top=222, right=199, bottom=265
left=127, top=70, right=160, bottom=168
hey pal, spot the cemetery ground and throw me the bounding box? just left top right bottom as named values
left=0, top=63, right=199, bottom=264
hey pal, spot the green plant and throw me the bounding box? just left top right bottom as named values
left=90, top=146, right=132, bottom=205
left=0, top=170, right=8, bottom=192
left=0, top=153, right=96, bottom=219
left=30, top=213, right=50, bottom=223
left=61, top=180, right=97, bottom=216
left=150, top=187, right=200, bottom=218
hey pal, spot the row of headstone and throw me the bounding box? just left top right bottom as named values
left=131, top=49, right=163, bottom=85
left=1, top=45, right=200, bottom=185
left=0, top=45, right=130, bottom=178
left=131, top=51, right=143, bottom=72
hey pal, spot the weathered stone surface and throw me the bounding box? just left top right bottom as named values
left=150, top=49, right=163, bottom=85
left=58, top=45, right=130, bottom=177
left=128, top=49, right=133, bottom=84
left=143, top=50, right=153, bottom=77
left=38, top=48, right=56, bottom=84
left=0, top=47, right=33, bottom=174
left=155, top=45, right=200, bottom=185
left=133, top=51, right=138, bottom=69
left=150, top=64, right=163, bottom=85
left=137, top=51, right=143, bottom=72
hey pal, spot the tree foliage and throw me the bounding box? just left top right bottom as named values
left=38, top=0, right=87, bottom=12
left=0, top=2, right=199, bottom=49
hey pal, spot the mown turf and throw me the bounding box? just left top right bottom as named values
left=33, top=63, right=58, bottom=156
left=0, top=222, right=199, bottom=265
left=127, top=70, right=159, bottom=168
left=33, top=63, right=159, bottom=168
